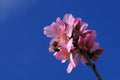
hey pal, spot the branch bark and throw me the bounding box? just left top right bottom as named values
left=79, top=49, right=102, bottom=80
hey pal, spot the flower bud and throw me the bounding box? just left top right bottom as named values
left=92, top=55, right=98, bottom=61
left=78, top=36, right=84, bottom=48
left=95, top=48, right=104, bottom=55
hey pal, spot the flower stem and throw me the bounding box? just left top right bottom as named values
left=79, top=49, right=102, bottom=80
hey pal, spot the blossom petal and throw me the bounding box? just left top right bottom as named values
left=66, top=38, right=73, bottom=52
left=84, top=30, right=96, bottom=48
left=63, top=14, right=75, bottom=37
left=66, top=26, right=73, bottom=37
left=43, top=22, right=60, bottom=38
left=53, top=48, right=69, bottom=60
left=90, top=42, right=99, bottom=53
left=83, top=30, right=93, bottom=34
left=73, top=54, right=80, bottom=67
left=70, top=53, right=75, bottom=67
left=44, top=26, right=56, bottom=38
left=67, top=62, right=73, bottom=73
left=91, top=30, right=96, bottom=39
left=80, top=22, right=88, bottom=32
left=74, top=18, right=81, bottom=28
left=63, top=14, right=74, bottom=27
left=78, top=36, right=84, bottom=48
left=84, top=34, right=93, bottom=48
left=61, top=60, right=66, bottom=63
left=53, top=52, right=64, bottom=60
left=81, top=56, right=88, bottom=65
left=67, top=54, right=80, bottom=73
left=56, top=17, right=66, bottom=32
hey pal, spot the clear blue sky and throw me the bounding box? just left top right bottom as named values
left=0, top=0, right=119, bottom=80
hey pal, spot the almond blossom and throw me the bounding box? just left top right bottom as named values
left=43, top=14, right=104, bottom=77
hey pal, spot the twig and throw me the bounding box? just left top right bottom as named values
left=79, top=49, right=102, bottom=80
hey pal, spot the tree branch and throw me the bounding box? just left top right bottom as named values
left=79, top=49, right=102, bottom=80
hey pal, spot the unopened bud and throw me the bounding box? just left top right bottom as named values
left=95, top=48, right=104, bottom=55
left=92, top=55, right=98, bottom=61
left=78, top=36, right=84, bottom=48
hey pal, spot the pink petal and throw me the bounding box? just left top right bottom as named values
left=91, top=30, right=96, bottom=39
left=90, top=42, right=99, bottom=53
left=74, top=18, right=81, bottom=28
left=66, top=25, right=73, bottom=37
left=81, top=56, right=88, bottom=65
left=78, top=36, right=84, bottom=47
left=73, top=54, right=80, bottom=67
left=63, top=14, right=75, bottom=37
left=49, top=47, right=54, bottom=52
left=43, top=22, right=60, bottom=38
left=67, top=62, right=73, bottom=73
left=61, top=60, right=66, bottom=63
left=83, top=30, right=93, bottom=34
left=66, top=38, right=73, bottom=52
left=80, top=22, right=88, bottom=32
left=51, top=22, right=61, bottom=35
left=84, top=34, right=93, bottom=48
left=44, top=26, right=56, bottom=38
left=70, top=53, right=75, bottom=67
left=53, top=52, right=64, bottom=60
left=53, top=48, right=69, bottom=60
left=63, top=14, right=74, bottom=27
left=56, top=17, right=66, bottom=32
left=67, top=54, right=80, bottom=73
left=58, top=38, right=68, bottom=48
left=84, top=30, right=96, bottom=48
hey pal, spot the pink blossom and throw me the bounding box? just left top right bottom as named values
left=90, top=42, right=99, bottom=53
left=43, top=14, right=104, bottom=74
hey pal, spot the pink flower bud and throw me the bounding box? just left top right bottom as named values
left=92, top=55, right=98, bottom=61
left=78, top=36, right=84, bottom=48
left=84, top=30, right=96, bottom=48
left=95, top=48, right=104, bottom=55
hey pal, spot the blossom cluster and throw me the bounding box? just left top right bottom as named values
left=43, top=14, right=103, bottom=73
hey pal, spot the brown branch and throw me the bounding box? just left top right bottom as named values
left=79, top=49, right=102, bottom=80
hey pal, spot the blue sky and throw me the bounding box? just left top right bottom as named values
left=0, top=0, right=120, bottom=80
